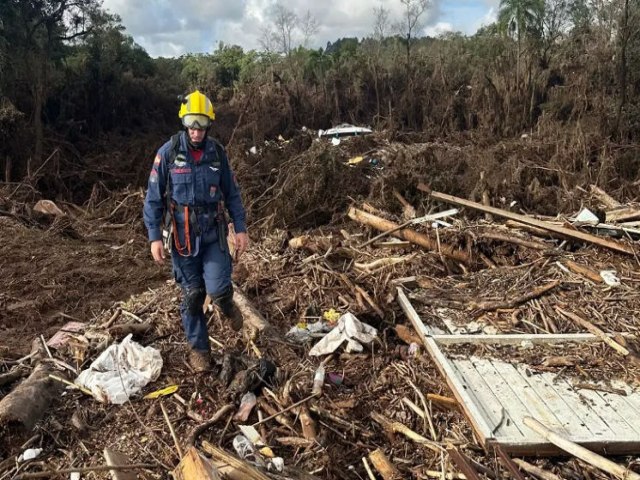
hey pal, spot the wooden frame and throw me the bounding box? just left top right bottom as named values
left=397, top=288, right=640, bottom=456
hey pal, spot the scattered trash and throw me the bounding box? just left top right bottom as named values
left=238, top=425, right=274, bottom=458
left=575, top=208, right=601, bottom=225
left=47, top=321, right=86, bottom=349
left=327, top=372, right=344, bottom=386
left=249, top=146, right=258, bottom=154
left=267, top=457, right=284, bottom=472
left=144, top=385, right=178, bottom=400
left=19, top=448, right=42, bottom=462
left=34, top=199, right=65, bottom=216
left=70, top=472, right=80, bottom=480
left=312, top=365, right=325, bottom=396
left=234, top=392, right=257, bottom=421
left=233, top=435, right=258, bottom=462
left=286, top=320, right=332, bottom=343
left=75, top=334, right=163, bottom=404
left=331, top=137, right=341, bottom=146
left=318, top=123, right=372, bottom=138
left=600, top=270, right=621, bottom=287
left=347, top=156, right=364, bottom=165
left=309, top=312, right=378, bottom=356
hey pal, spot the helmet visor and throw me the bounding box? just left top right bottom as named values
left=182, top=114, right=211, bottom=130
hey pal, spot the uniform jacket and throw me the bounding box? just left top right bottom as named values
left=143, top=132, right=246, bottom=248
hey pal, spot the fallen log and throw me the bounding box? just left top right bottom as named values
left=0, top=363, right=63, bottom=430
left=421, top=186, right=636, bottom=256
left=0, top=366, right=29, bottom=387
left=348, top=207, right=472, bottom=265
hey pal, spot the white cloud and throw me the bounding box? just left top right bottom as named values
left=424, top=21, right=454, bottom=37
left=102, top=0, right=478, bottom=57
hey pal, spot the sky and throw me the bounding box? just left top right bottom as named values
left=101, top=0, right=500, bottom=58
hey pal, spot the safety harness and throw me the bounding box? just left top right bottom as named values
left=162, top=132, right=227, bottom=257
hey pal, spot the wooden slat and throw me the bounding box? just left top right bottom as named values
left=397, top=288, right=494, bottom=444
left=567, top=383, right=640, bottom=439
left=453, top=359, right=525, bottom=439
left=616, top=385, right=640, bottom=418
left=513, top=366, right=594, bottom=440
left=470, top=358, right=531, bottom=439
left=546, top=377, right=614, bottom=439
left=423, top=188, right=636, bottom=256
left=588, top=390, right=640, bottom=436
left=490, top=362, right=569, bottom=436
left=430, top=333, right=635, bottom=345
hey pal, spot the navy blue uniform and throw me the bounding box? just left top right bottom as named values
left=143, top=132, right=246, bottom=351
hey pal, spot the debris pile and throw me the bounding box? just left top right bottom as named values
left=2, top=132, right=640, bottom=479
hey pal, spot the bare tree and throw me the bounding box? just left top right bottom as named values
left=272, top=3, right=298, bottom=55
left=373, top=4, right=390, bottom=40
left=394, top=0, right=430, bottom=64
left=300, top=10, right=319, bottom=47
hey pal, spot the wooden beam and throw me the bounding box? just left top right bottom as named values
left=348, top=207, right=471, bottom=264
left=420, top=186, right=635, bottom=256
left=447, top=448, right=482, bottom=480
left=430, top=333, right=635, bottom=345
left=396, top=288, right=494, bottom=445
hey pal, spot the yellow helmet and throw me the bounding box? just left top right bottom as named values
left=178, top=90, right=215, bottom=129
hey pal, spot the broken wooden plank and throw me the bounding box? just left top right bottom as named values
left=104, top=450, right=141, bottom=480
left=511, top=459, right=562, bottom=480
left=564, top=260, right=603, bottom=283
left=430, top=332, right=633, bottom=345
left=172, top=447, right=221, bottom=480
left=349, top=207, right=471, bottom=264
left=494, top=446, right=528, bottom=480
left=523, top=417, right=640, bottom=480
left=368, top=449, right=402, bottom=480
left=396, top=288, right=495, bottom=445
left=370, top=411, right=442, bottom=453
left=201, top=441, right=271, bottom=480
left=447, top=448, right=482, bottom=480
left=420, top=187, right=636, bottom=256
left=480, top=232, right=550, bottom=250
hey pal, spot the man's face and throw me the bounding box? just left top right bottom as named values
left=188, top=127, right=206, bottom=144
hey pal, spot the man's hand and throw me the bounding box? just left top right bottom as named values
left=150, top=240, right=165, bottom=265
left=234, top=232, right=249, bottom=259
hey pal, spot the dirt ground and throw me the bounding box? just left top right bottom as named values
left=1, top=131, right=640, bottom=479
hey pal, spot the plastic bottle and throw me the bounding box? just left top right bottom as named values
left=312, top=365, right=325, bottom=396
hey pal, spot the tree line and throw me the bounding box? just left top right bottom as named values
left=0, top=0, right=639, bottom=183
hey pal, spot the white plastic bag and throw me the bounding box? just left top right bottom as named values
left=309, top=313, right=378, bottom=356
left=75, top=334, right=162, bottom=404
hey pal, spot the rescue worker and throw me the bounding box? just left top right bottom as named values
left=143, top=90, right=249, bottom=372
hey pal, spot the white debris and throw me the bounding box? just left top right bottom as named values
left=600, top=270, right=621, bottom=287
left=309, top=313, right=378, bottom=356
left=75, top=334, right=162, bottom=404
